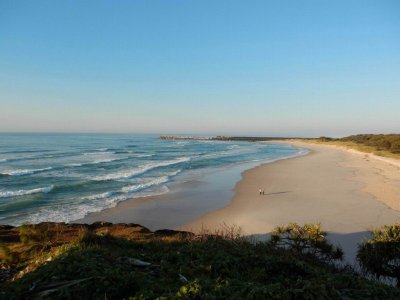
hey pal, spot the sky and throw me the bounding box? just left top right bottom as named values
left=0, top=1, right=399, bottom=137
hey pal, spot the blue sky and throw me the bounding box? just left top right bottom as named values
left=1, top=1, right=399, bottom=137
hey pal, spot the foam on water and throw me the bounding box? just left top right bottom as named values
left=64, top=163, right=83, bottom=167
left=23, top=185, right=171, bottom=224
left=64, top=156, right=129, bottom=167
left=91, top=156, right=129, bottom=164
left=82, top=191, right=115, bottom=201
left=131, top=153, right=154, bottom=157
left=165, top=169, right=181, bottom=176
left=1, top=167, right=53, bottom=176
left=94, top=157, right=190, bottom=181
left=0, top=185, right=54, bottom=198
left=83, top=151, right=115, bottom=156
left=121, top=176, right=169, bottom=193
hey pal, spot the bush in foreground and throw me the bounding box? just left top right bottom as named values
left=357, top=224, right=400, bottom=286
left=270, top=223, right=343, bottom=265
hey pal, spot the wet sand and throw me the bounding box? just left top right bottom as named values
left=78, top=162, right=261, bottom=230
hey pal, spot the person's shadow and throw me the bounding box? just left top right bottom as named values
left=263, top=191, right=290, bottom=196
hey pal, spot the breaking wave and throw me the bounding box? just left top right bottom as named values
left=1, top=167, right=53, bottom=176
left=0, top=185, right=54, bottom=198
left=82, top=191, right=115, bottom=201
left=121, top=176, right=169, bottom=193
left=94, top=157, right=190, bottom=181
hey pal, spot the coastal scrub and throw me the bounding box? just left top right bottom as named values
left=1, top=222, right=399, bottom=299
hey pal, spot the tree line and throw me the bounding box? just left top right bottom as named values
left=319, top=134, right=400, bottom=154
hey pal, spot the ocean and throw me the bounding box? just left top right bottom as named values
left=0, top=134, right=307, bottom=226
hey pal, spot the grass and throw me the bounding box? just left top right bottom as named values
left=1, top=222, right=399, bottom=299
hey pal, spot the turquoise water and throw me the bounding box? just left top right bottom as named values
left=0, top=134, right=306, bottom=225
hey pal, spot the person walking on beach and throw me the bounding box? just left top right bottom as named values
left=262, top=189, right=265, bottom=195
left=259, top=188, right=262, bottom=196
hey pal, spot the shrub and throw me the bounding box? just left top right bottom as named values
left=270, top=223, right=343, bottom=264
left=391, top=140, right=400, bottom=153
left=340, top=134, right=400, bottom=154
left=318, top=136, right=334, bottom=142
left=357, top=224, right=400, bottom=286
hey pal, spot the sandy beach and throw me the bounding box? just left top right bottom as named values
left=181, top=141, right=400, bottom=263
left=80, top=141, right=400, bottom=263
left=78, top=162, right=255, bottom=230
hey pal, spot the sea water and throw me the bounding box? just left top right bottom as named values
left=0, top=133, right=307, bottom=225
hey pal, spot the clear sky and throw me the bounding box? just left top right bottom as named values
left=1, top=1, right=399, bottom=137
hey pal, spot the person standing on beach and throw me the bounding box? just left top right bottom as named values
left=262, top=189, right=265, bottom=195
left=259, top=188, right=262, bottom=196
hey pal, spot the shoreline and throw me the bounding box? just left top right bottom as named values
left=78, top=145, right=308, bottom=230
left=181, top=141, right=400, bottom=263
left=77, top=141, right=400, bottom=263
left=77, top=160, right=267, bottom=230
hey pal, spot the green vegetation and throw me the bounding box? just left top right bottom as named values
left=309, top=134, right=400, bottom=159
left=1, top=222, right=399, bottom=299
left=341, top=134, right=400, bottom=154
left=357, top=224, right=400, bottom=286
left=271, top=223, right=343, bottom=265
left=19, top=223, right=50, bottom=244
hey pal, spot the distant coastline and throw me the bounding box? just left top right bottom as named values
left=160, top=135, right=309, bottom=142
left=161, top=134, right=400, bottom=161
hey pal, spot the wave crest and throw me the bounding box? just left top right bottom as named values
left=1, top=167, right=53, bottom=176
left=94, top=157, right=190, bottom=181
left=121, top=176, right=169, bottom=193
left=0, top=185, right=54, bottom=198
left=82, top=191, right=115, bottom=201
